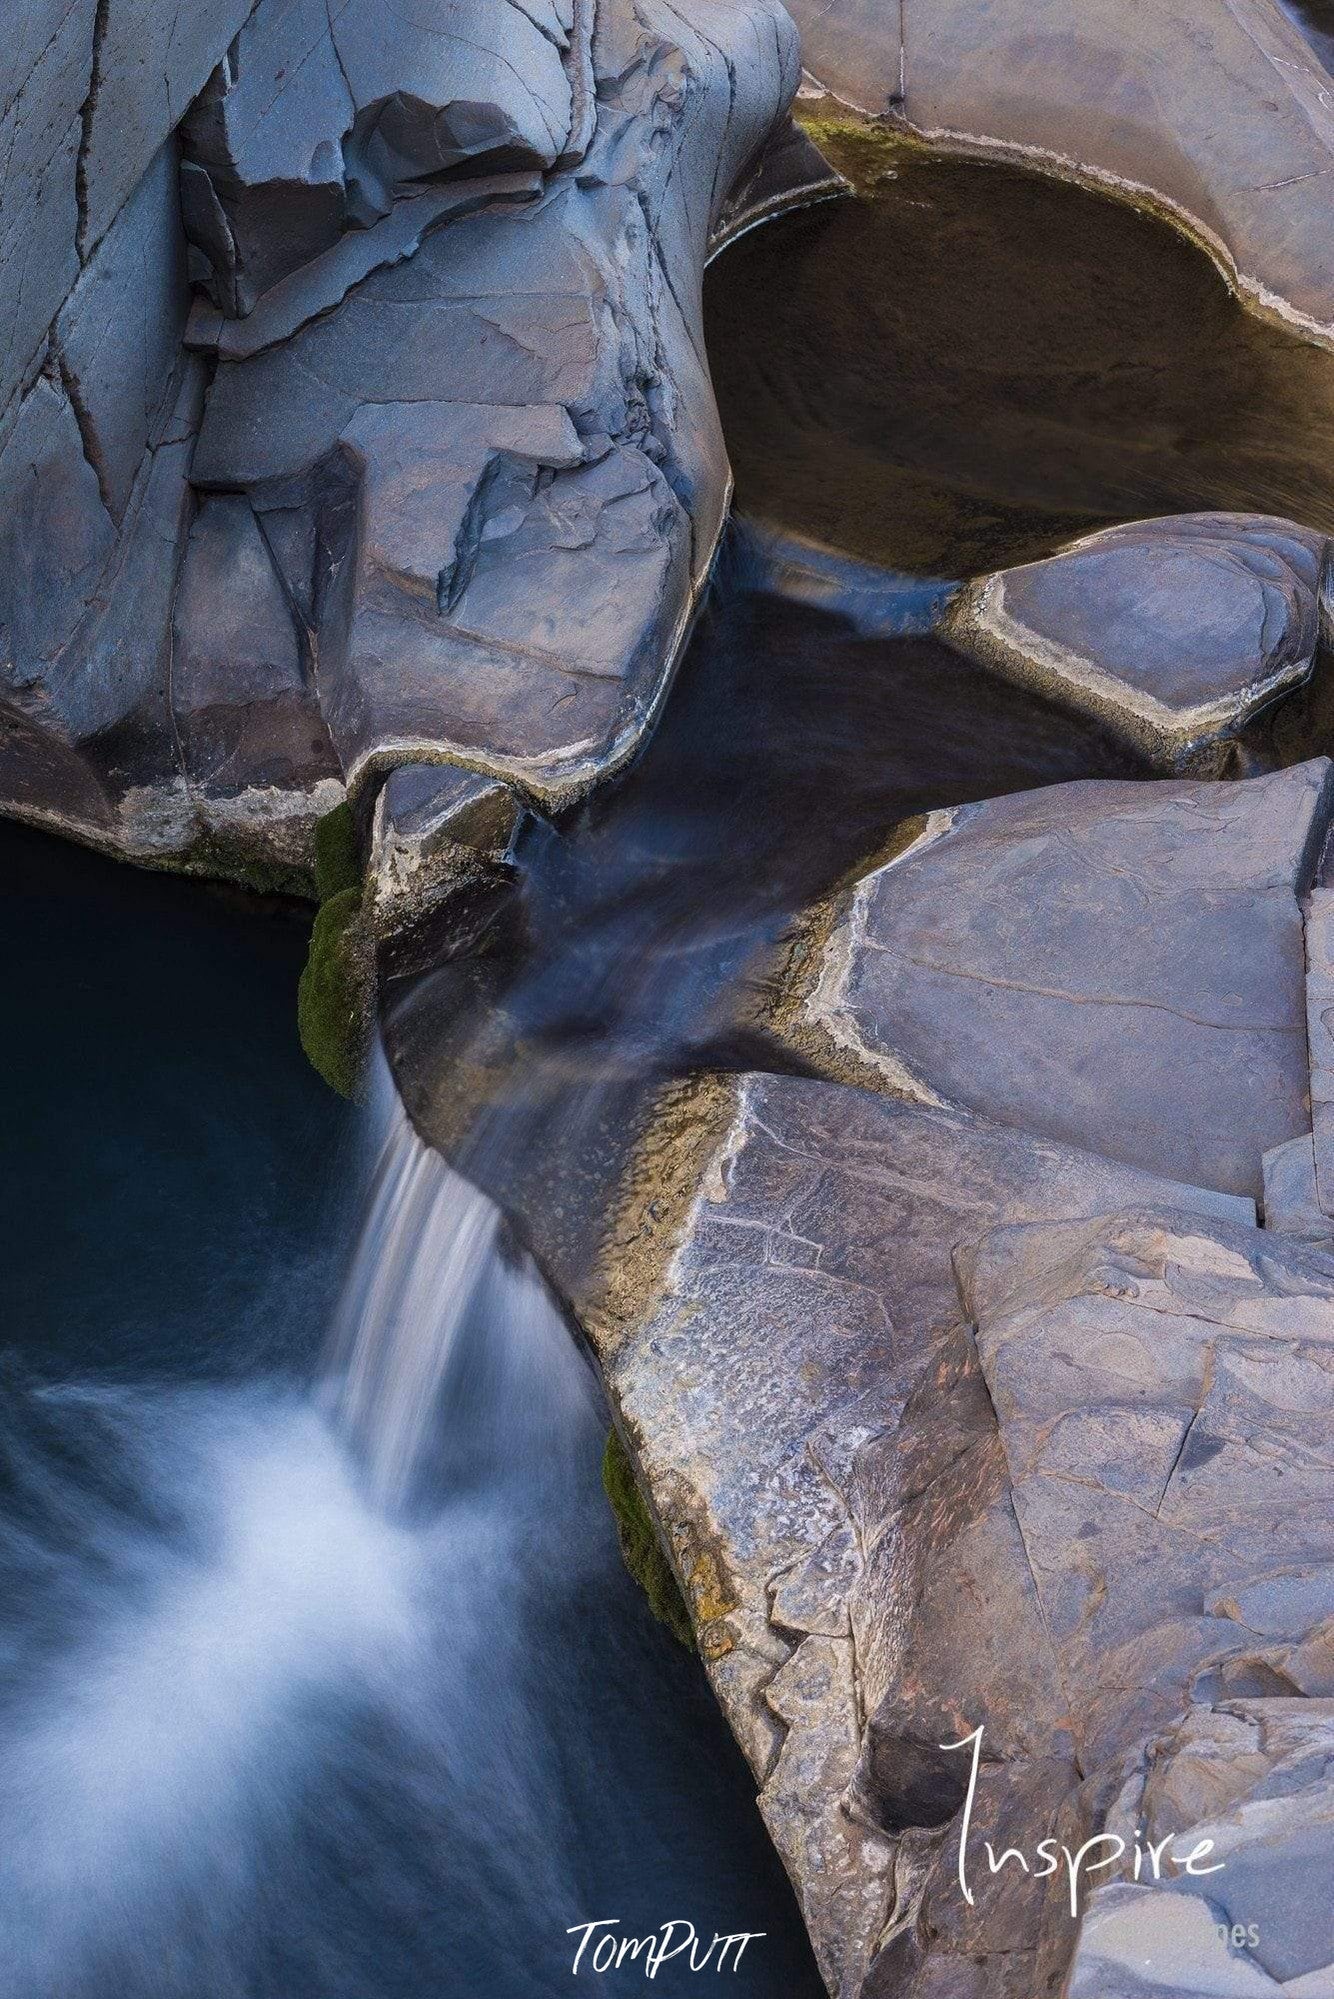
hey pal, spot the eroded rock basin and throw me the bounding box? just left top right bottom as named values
left=706, top=129, right=1334, bottom=576
left=385, top=149, right=1334, bottom=1999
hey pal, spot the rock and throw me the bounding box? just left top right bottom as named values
left=0, top=0, right=91, bottom=421
left=784, top=0, right=1334, bottom=349
left=187, top=0, right=803, bottom=811
left=178, top=0, right=587, bottom=316
left=170, top=493, right=343, bottom=883
left=772, top=763, right=1334, bottom=1201
left=0, top=0, right=811, bottom=880
left=960, top=1210, right=1334, bottom=1754
left=53, top=142, right=187, bottom=524
left=940, top=515, right=1330, bottom=771
left=367, top=763, right=524, bottom=963
left=78, top=0, right=256, bottom=256
left=587, top=1069, right=1252, bottom=1998
left=1068, top=1702, right=1334, bottom=1994
left=1306, top=885, right=1334, bottom=1224
left=1262, top=1133, right=1331, bottom=1242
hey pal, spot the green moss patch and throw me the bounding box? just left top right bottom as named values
left=314, top=799, right=363, bottom=900
left=602, top=1429, right=694, bottom=1649
left=795, top=107, right=907, bottom=194
left=298, top=885, right=366, bottom=1098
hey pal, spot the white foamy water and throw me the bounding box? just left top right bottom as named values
left=0, top=1053, right=604, bottom=1997
left=323, top=1053, right=594, bottom=1515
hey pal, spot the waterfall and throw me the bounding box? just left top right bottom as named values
left=322, top=1052, right=595, bottom=1518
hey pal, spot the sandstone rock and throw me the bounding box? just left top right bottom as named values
left=784, top=0, right=1334, bottom=349
left=940, top=516, right=1330, bottom=771
left=774, top=763, right=1334, bottom=1201
left=588, top=1070, right=1251, bottom=1997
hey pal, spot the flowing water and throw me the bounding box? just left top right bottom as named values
left=0, top=824, right=825, bottom=1996
left=9, top=149, right=1334, bottom=1999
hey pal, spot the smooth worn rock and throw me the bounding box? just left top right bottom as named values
left=941, top=515, right=1330, bottom=771
left=589, top=1070, right=1251, bottom=1998
left=1262, top=1132, right=1332, bottom=1242
left=171, top=493, right=343, bottom=875
left=53, top=143, right=187, bottom=524
left=1305, top=886, right=1334, bottom=1224
left=367, top=763, right=524, bottom=962
left=785, top=0, right=1334, bottom=348
left=186, top=0, right=802, bottom=811
left=0, top=0, right=810, bottom=882
left=0, top=0, right=91, bottom=422
left=961, top=1210, right=1334, bottom=1761
left=775, top=763, right=1334, bottom=1201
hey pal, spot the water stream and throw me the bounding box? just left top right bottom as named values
left=8, top=148, right=1334, bottom=1998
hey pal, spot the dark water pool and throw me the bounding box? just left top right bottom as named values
left=0, top=822, right=824, bottom=1997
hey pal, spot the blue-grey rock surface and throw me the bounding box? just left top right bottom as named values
left=941, top=515, right=1331, bottom=770
left=0, top=0, right=813, bottom=885
left=774, top=761, right=1334, bottom=1202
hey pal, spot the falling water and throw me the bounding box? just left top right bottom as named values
left=323, top=1053, right=595, bottom=1516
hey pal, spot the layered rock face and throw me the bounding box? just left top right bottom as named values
left=0, top=0, right=812, bottom=884
left=588, top=755, right=1334, bottom=1996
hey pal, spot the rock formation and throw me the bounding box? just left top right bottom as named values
left=0, top=0, right=820, bottom=886
left=784, top=0, right=1334, bottom=348
left=766, top=761, right=1332, bottom=1202
left=941, top=516, right=1331, bottom=771
left=587, top=745, right=1334, bottom=1994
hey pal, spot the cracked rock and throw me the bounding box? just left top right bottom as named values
left=587, top=1070, right=1250, bottom=1998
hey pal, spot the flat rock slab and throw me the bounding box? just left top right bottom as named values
left=941, top=515, right=1329, bottom=770
left=591, top=1069, right=1251, bottom=1998
left=959, top=1212, right=1334, bottom=1994
left=784, top=0, right=1334, bottom=349
left=782, top=762, right=1333, bottom=1201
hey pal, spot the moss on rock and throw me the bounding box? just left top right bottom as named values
left=794, top=105, right=907, bottom=194
left=602, top=1428, right=694, bottom=1649
left=298, top=886, right=367, bottom=1098
left=314, top=799, right=363, bottom=901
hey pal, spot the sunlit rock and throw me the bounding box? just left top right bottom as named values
left=941, top=515, right=1330, bottom=770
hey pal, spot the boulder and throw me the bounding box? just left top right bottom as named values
left=586, top=1069, right=1251, bottom=1997
left=187, top=0, right=803, bottom=810
left=940, top=515, right=1330, bottom=770
left=0, top=0, right=814, bottom=881
left=1067, top=1703, right=1334, bottom=1995
left=784, top=0, right=1334, bottom=349
left=770, top=762, right=1334, bottom=1201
